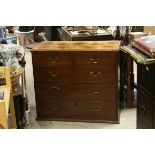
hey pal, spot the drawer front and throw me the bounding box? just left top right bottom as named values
left=71, top=84, right=116, bottom=101
left=74, top=68, right=116, bottom=83
left=137, top=64, right=155, bottom=94
left=32, top=53, right=72, bottom=67
left=75, top=54, right=116, bottom=67
left=36, top=100, right=117, bottom=121
left=34, top=83, right=116, bottom=101
left=33, top=67, right=73, bottom=82
left=137, top=89, right=152, bottom=128
left=34, top=82, right=74, bottom=100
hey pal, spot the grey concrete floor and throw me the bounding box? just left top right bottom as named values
left=25, top=50, right=136, bottom=129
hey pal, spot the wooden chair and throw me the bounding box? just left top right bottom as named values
left=0, top=67, right=17, bottom=129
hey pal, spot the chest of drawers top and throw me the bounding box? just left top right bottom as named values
left=31, top=41, right=120, bottom=52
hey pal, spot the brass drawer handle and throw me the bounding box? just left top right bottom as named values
left=90, top=71, right=101, bottom=77
left=145, top=66, right=149, bottom=71
left=53, top=107, right=59, bottom=111
left=49, top=86, right=60, bottom=91
left=91, top=105, right=102, bottom=112
left=90, top=57, right=102, bottom=64
left=93, top=91, right=99, bottom=94
left=48, top=57, right=59, bottom=63
left=142, top=66, right=149, bottom=80
left=48, top=71, right=60, bottom=77
left=92, top=109, right=100, bottom=112
left=90, top=89, right=102, bottom=94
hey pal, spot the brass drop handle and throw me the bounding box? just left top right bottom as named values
left=92, top=109, right=100, bottom=112
left=48, top=57, right=59, bottom=63
left=90, top=57, right=101, bottom=64
left=49, top=86, right=60, bottom=91
left=142, top=66, right=149, bottom=80
left=48, top=70, right=60, bottom=77
left=53, top=107, right=58, bottom=111
left=91, top=105, right=102, bottom=112
left=145, top=66, right=149, bottom=71
left=93, top=91, right=99, bottom=94
left=91, top=88, right=102, bottom=94
left=90, top=71, right=101, bottom=77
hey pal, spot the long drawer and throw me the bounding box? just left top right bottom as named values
left=33, top=67, right=116, bottom=83
left=36, top=100, right=117, bottom=121
left=32, top=53, right=117, bottom=68
left=34, top=82, right=116, bottom=101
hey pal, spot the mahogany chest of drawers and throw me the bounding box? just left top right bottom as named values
left=31, top=41, right=120, bottom=123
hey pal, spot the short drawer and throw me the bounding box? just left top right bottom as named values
left=34, top=82, right=74, bottom=100
left=32, top=53, right=72, bottom=67
left=137, top=64, right=155, bottom=94
left=33, top=67, right=73, bottom=82
left=137, top=88, right=152, bottom=129
left=34, top=83, right=116, bottom=101
left=75, top=54, right=116, bottom=67
left=74, top=68, right=116, bottom=83
left=36, top=100, right=117, bottom=121
left=71, top=84, right=116, bottom=101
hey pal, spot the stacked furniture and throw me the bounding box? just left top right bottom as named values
left=31, top=41, right=120, bottom=123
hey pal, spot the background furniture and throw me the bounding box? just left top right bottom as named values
left=137, top=63, right=155, bottom=129
left=15, top=29, right=35, bottom=47
left=121, top=45, right=155, bottom=129
left=15, top=29, right=34, bottom=127
left=119, top=27, right=145, bottom=108
left=44, top=26, right=61, bottom=41
left=57, top=27, right=113, bottom=41
left=0, top=67, right=17, bottom=129
left=0, top=43, right=27, bottom=129
left=31, top=41, right=120, bottom=123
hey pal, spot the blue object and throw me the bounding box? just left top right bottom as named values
left=0, top=27, right=7, bottom=38
left=1, top=39, right=7, bottom=44
left=6, top=39, right=12, bottom=44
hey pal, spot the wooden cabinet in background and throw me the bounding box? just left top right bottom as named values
left=31, top=41, right=120, bottom=123
left=58, top=27, right=113, bottom=41
left=121, top=45, right=155, bottom=129
left=137, top=63, right=155, bottom=129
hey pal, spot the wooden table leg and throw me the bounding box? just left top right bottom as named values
left=10, top=92, right=17, bottom=129
left=126, top=56, right=135, bottom=108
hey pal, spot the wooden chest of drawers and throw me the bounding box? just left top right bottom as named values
left=137, top=63, right=155, bottom=129
left=31, top=41, right=120, bottom=123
